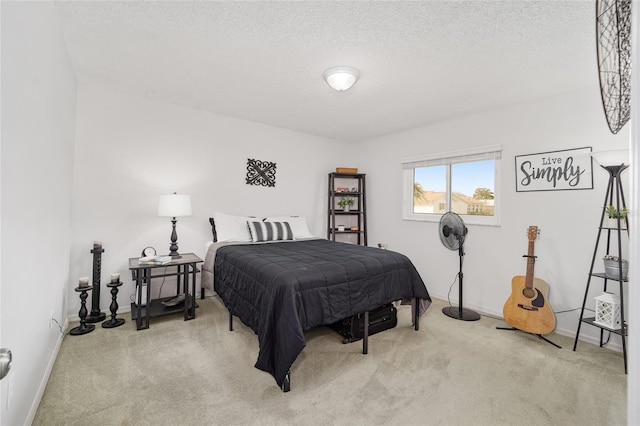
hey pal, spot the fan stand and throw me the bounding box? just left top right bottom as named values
left=442, top=238, right=480, bottom=321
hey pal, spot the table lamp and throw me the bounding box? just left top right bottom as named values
left=158, top=192, right=192, bottom=258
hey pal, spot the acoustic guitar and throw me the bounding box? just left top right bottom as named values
left=503, top=226, right=556, bottom=335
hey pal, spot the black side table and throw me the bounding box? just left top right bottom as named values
left=128, top=253, right=202, bottom=330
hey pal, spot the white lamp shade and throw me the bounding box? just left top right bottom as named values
left=323, top=66, right=359, bottom=91
left=590, top=149, right=630, bottom=166
left=158, top=193, right=192, bottom=217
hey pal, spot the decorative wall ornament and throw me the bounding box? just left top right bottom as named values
left=515, top=147, right=593, bottom=192
left=596, top=0, right=631, bottom=134
left=246, top=158, right=277, bottom=187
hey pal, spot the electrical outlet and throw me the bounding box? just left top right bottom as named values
left=49, top=309, right=54, bottom=329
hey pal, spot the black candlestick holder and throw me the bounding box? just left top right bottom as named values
left=102, top=280, right=125, bottom=328
left=70, top=285, right=95, bottom=336
left=86, top=244, right=106, bottom=323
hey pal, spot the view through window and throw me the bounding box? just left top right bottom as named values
left=402, top=146, right=501, bottom=225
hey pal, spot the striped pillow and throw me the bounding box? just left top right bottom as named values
left=247, top=221, right=294, bottom=242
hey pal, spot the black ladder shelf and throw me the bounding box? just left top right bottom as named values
left=327, top=172, right=367, bottom=246
left=572, top=163, right=629, bottom=373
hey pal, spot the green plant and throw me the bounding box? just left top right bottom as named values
left=606, top=205, right=627, bottom=219
left=338, top=197, right=354, bottom=209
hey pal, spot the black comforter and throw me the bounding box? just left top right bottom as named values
left=213, top=239, right=431, bottom=387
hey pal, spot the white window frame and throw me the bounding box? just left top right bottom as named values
left=401, top=145, right=502, bottom=226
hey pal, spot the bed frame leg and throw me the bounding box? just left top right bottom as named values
left=281, top=371, right=291, bottom=392
left=362, top=311, right=369, bottom=355
left=414, top=298, right=420, bottom=331
left=229, top=311, right=233, bottom=331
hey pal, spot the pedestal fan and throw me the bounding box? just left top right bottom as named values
left=439, top=212, right=480, bottom=321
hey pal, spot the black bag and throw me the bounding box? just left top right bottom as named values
left=329, top=304, right=398, bottom=343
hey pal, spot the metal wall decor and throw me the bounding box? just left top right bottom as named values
left=246, top=158, right=277, bottom=187
left=596, top=0, right=631, bottom=134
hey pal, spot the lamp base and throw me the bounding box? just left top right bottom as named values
left=168, top=218, right=181, bottom=259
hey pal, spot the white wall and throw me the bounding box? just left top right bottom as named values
left=71, top=83, right=631, bottom=350
left=627, top=2, right=639, bottom=423
left=1, top=5, right=633, bottom=423
left=69, top=84, right=347, bottom=313
left=359, top=86, right=629, bottom=346
left=0, top=2, right=77, bottom=425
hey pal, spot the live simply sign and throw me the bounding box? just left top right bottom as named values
left=515, top=147, right=593, bottom=192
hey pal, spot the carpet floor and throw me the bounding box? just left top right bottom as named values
left=33, top=296, right=626, bottom=425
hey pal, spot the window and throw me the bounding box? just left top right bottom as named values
left=402, top=145, right=501, bottom=226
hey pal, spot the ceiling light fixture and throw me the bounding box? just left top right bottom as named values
left=323, top=66, right=360, bottom=91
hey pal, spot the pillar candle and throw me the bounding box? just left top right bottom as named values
left=79, top=277, right=89, bottom=287
left=111, top=273, right=120, bottom=283
left=93, top=241, right=102, bottom=249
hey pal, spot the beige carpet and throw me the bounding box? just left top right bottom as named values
left=33, top=296, right=626, bottom=425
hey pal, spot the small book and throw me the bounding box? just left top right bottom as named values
left=336, top=167, right=358, bottom=174
left=139, top=255, right=172, bottom=265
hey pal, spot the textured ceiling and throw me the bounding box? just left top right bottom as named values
left=54, top=1, right=595, bottom=142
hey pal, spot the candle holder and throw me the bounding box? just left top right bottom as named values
left=70, top=285, right=95, bottom=336
left=86, top=244, right=106, bottom=323
left=102, top=280, right=125, bottom=328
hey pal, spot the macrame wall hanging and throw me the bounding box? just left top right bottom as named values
left=246, top=158, right=277, bottom=187
left=596, top=0, right=632, bottom=134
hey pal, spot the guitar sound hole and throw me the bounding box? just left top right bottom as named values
left=522, top=288, right=536, bottom=299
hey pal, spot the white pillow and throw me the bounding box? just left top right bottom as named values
left=264, top=216, right=314, bottom=239
left=212, top=212, right=255, bottom=242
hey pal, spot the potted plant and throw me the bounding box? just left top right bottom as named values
left=603, top=255, right=629, bottom=280
left=605, top=205, right=627, bottom=228
left=338, top=197, right=355, bottom=212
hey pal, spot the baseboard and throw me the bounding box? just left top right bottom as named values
left=25, top=317, right=69, bottom=425
left=67, top=307, right=131, bottom=323
left=554, top=325, right=623, bottom=352
left=66, top=290, right=211, bottom=322
left=430, top=294, right=623, bottom=353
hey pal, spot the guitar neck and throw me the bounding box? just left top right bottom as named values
left=525, top=240, right=536, bottom=289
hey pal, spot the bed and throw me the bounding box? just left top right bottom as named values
left=201, top=213, right=431, bottom=391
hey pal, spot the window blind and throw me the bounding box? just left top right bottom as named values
left=401, top=145, right=502, bottom=169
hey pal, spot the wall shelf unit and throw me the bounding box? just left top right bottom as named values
left=573, top=163, right=629, bottom=373
left=327, top=172, right=367, bottom=246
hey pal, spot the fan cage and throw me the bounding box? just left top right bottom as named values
left=439, top=212, right=466, bottom=251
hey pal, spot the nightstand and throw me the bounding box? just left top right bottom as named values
left=128, top=253, right=203, bottom=330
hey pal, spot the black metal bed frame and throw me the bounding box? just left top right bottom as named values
left=227, top=298, right=422, bottom=392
